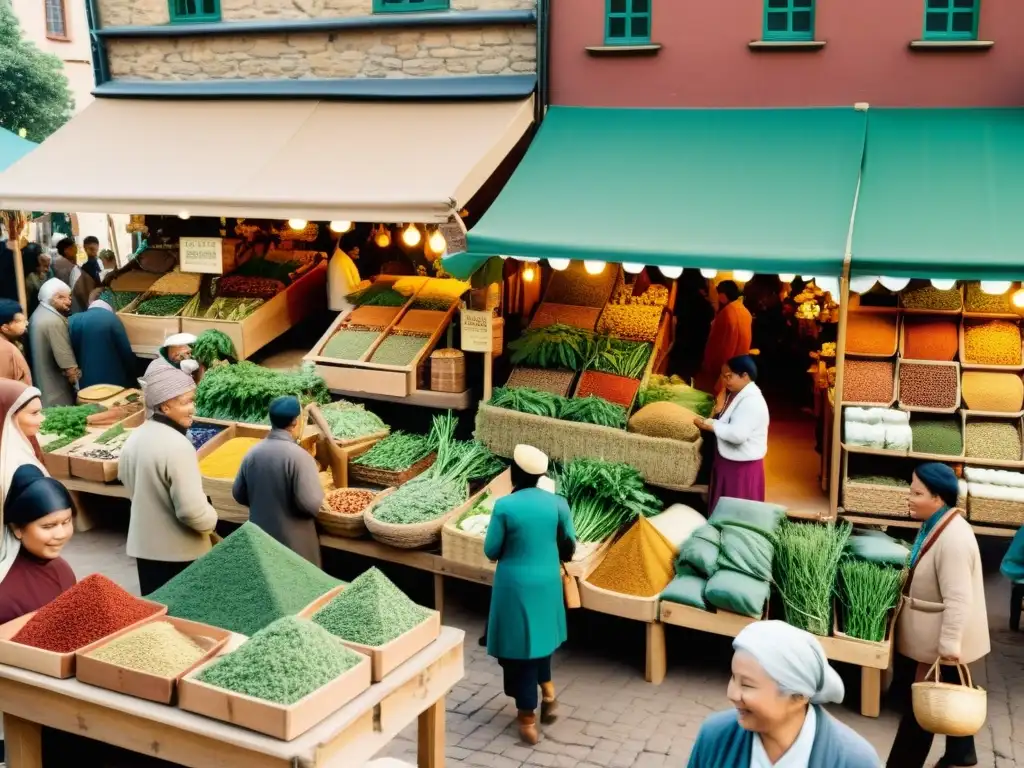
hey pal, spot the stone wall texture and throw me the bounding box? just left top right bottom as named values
left=98, top=0, right=533, bottom=27
left=107, top=25, right=536, bottom=79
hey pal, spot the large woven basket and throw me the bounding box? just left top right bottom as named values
left=441, top=520, right=494, bottom=571
left=841, top=479, right=911, bottom=517
left=967, top=495, right=1024, bottom=526
left=430, top=349, right=466, bottom=393
left=912, top=662, right=987, bottom=737
left=317, top=487, right=388, bottom=538
left=364, top=484, right=469, bottom=550
left=349, top=453, right=436, bottom=488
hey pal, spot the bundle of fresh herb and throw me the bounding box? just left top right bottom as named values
left=351, top=431, right=434, bottom=471
left=40, top=405, right=102, bottom=440
left=194, top=362, right=329, bottom=424
left=586, top=336, right=651, bottom=379
left=838, top=559, right=904, bottom=643
left=508, top=324, right=594, bottom=370
left=554, top=458, right=662, bottom=542
left=192, top=329, right=238, bottom=368
left=488, top=387, right=627, bottom=429
left=773, top=519, right=852, bottom=636
left=320, top=401, right=389, bottom=440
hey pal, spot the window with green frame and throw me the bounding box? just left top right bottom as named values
left=763, top=0, right=814, bottom=41
left=605, top=0, right=651, bottom=45
left=923, top=0, right=979, bottom=40
left=169, top=0, right=220, bottom=22
left=373, top=0, right=449, bottom=12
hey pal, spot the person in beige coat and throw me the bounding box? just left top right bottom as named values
left=888, top=462, right=989, bottom=768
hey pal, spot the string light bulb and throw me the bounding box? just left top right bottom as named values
left=930, top=279, right=956, bottom=290
left=779, top=273, right=795, bottom=282
left=288, top=219, right=307, bottom=231
left=981, top=280, right=1012, bottom=296
left=850, top=276, right=879, bottom=294
left=584, top=260, right=605, bottom=275
left=700, top=269, right=717, bottom=279
left=549, top=258, right=570, bottom=271
left=1013, top=289, right=1024, bottom=308
left=374, top=225, right=392, bottom=249
left=622, top=262, right=645, bottom=274
left=878, top=276, right=910, bottom=292
left=329, top=221, right=352, bottom=234
left=427, top=228, right=446, bottom=255
left=178, top=211, right=191, bottom=220
left=523, top=265, right=536, bottom=282
left=401, top=223, right=421, bottom=247
left=733, top=270, right=754, bottom=282
left=658, top=266, right=683, bottom=279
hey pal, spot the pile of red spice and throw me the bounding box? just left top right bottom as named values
left=12, top=574, right=162, bottom=653
left=576, top=371, right=640, bottom=408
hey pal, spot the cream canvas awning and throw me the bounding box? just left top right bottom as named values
left=0, top=97, right=534, bottom=223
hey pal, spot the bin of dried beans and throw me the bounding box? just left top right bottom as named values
left=317, top=488, right=382, bottom=538
left=897, top=360, right=960, bottom=412
left=841, top=360, right=895, bottom=406
left=216, top=275, right=286, bottom=300
left=961, top=319, right=1023, bottom=369
left=964, top=416, right=1024, bottom=463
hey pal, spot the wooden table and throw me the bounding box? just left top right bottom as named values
left=0, top=627, right=464, bottom=768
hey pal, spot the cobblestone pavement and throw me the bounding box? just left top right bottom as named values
left=64, top=525, right=1023, bottom=768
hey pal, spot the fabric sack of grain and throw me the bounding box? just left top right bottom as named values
left=647, top=504, right=706, bottom=552
left=967, top=482, right=1024, bottom=502
left=678, top=524, right=720, bottom=577
left=884, top=425, right=913, bottom=450
left=963, top=466, right=1024, bottom=487
left=660, top=566, right=707, bottom=610
left=704, top=569, right=770, bottom=618
left=628, top=401, right=700, bottom=442
left=716, top=526, right=773, bottom=582
left=845, top=530, right=910, bottom=567
left=961, top=372, right=1024, bottom=413
left=844, top=421, right=886, bottom=448
left=845, top=313, right=898, bottom=355
left=708, top=497, right=786, bottom=536
left=845, top=407, right=883, bottom=424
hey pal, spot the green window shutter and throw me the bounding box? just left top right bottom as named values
left=605, top=0, right=652, bottom=45
left=373, top=0, right=450, bottom=12
left=169, top=0, right=221, bottom=23
left=762, top=0, right=814, bottom=41
left=923, top=0, right=979, bottom=40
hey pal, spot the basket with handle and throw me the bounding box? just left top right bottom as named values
left=912, top=661, right=987, bottom=737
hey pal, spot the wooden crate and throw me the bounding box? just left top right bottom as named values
left=841, top=452, right=911, bottom=518
left=178, top=650, right=372, bottom=741
left=67, top=409, right=145, bottom=483
left=75, top=617, right=231, bottom=704
left=180, top=260, right=327, bottom=360
left=564, top=536, right=617, bottom=580
left=118, top=291, right=188, bottom=356
left=896, top=359, right=961, bottom=413
left=659, top=600, right=760, bottom=637
left=961, top=412, right=1024, bottom=468
left=0, top=600, right=166, bottom=679
left=578, top=580, right=659, bottom=623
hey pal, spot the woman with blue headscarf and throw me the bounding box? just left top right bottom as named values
left=688, top=620, right=879, bottom=767
left=887, top=463, right=988, bottom=768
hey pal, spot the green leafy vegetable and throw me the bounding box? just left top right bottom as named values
left=192, top=329, right=238, bottom=368
left=772, top=519, right=852, bottom=636
left=508, top=324, right=651, bottom=379
left=637, top=375, right=715, bottom=417
left=40, top=404, right=102, bottom=440
left=554, top=458, right=662, bottom=543
left=98, top=290, right=139, bottom=311
left=838, top=559, right=904, bottom=643
left=320, top=401, right=389, bottom=440
left=130, top=294, right=192, bottom=317
left=346, top=283, right=408, bottom=307
left=489, top=387, right=626, bottom=429
left=194, top=362, right=329, bottom=424
left=95, top=423, right=125, bottom=445
left=352, top=431, right=434, bottom=471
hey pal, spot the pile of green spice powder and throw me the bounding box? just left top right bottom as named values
left=148, top=522, right=341, bottom=636
left=313, top=567, right=431, bottom=646
left=196, top=617, right=363, bottom=705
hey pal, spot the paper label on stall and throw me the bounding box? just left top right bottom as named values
left=461, top=309, right=492, bottom=352
left=179, top=237, right=224, bottom=274
left=438, top=214, right=468, bottom=258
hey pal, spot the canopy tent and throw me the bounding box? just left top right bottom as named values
left=443, top=106, right=866, bottom=280
left=0, top=97, right=534, bottom=223
left=851, top=108, right=1024, bottom=280
left=0, top=128, right=36, bottom=173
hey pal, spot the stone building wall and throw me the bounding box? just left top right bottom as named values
left=107, top=25, right=536, bottom=80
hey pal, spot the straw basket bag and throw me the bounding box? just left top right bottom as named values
left=912, top=661, right=987, bottom=737
left=364, top=484, right=469, bottom=550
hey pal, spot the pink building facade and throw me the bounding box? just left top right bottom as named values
left=550, top=0, right=1024, bottom=108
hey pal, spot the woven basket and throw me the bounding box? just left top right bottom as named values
left=316, top=488, right=386, bottom=538
left=441, top=520, right=494, bottom=571
left=967, top=495, right=1024, bottom=526
left=364, top=484, right=469, bottom=550
left=912, top=662, right=987, bottom=737
left=349, top=452, right=436, bottom=488
left=430, top=349, right=466, bottom=393
left=842, top=479, right=911, bottom=517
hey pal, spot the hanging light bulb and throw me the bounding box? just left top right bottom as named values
left=288, top=219, right=307, bottom=231
left=329, top=220, right=352, bottom=234
left=878, top=276, right=910, bottom=292
left=1012, top=289, right=1024, bottom=308
left=622, top=262, right=645, bottom=274
left=850, top=276, right=879, bottom=294
left=815, top=276, right=840, bottom=296
left=981, top=280, right=1012, bottom=295
left=523, top=265, right=536, bottom=283
left=584, top=260, right=605, bottom=275
left=930, top=278, right=956, bottom=290
left=658, top=266, right=683, bottom=279
left=374, top=225, right=392, bottom=249
left=733, top=270, right=754, bottom=282
left=700, top=269, right=717, bottom=279
left=427, top=228, right=447, bottom=255
left=178, top=211, right=191, bottom=220
left=779, top=273, right=795, bottom=282
left=549, top=258, right=570, bottom=271
left=516, top=256, right=540, bottom=263
left=401, top=223, right=421, bottom=247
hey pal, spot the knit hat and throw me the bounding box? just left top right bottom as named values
left=914, top=462, right=960, bottom=508
left=142, top=365, right=196, bottom=412
left=268, top=396, right=301, bottom=429
left=0, top=299, right=22, bottom=325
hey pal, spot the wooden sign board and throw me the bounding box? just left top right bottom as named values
left=179, top=237, right=224, bottom=274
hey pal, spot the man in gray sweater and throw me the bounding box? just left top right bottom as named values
left=232, top=396, right=324, bottom=566
left=119, top=364, right=218, bottom=594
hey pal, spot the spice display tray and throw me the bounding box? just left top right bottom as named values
left=898, top=284, right=963, bottom=315
left=906, top=413, right=966, bottom=462
left=840, top=360, right=898, bottom=409
left=961, top=413, right=1024, bottom=468
left=896, top=359, right=961, bottom=414
left=578, top=579, right=659, bottom=623
left=178, top=649, right=372, bottom=741
left=844, top=310, right=900, bottom=358
left=297, top=593, right=440, bottom=683
left=67, top=409, right=146, bottom=483
left=959, top=318, right=1024, bottom=372
left=75, top=617, right=231, bottom=704
left=0, top=600, right=167, bottom=679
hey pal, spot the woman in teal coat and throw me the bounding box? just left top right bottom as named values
left=484, top=444, right=576, bottom=745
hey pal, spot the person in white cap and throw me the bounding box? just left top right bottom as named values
left=27, top=278, right=79, bottom=406
left=484, top=444, right=576, bottom=745
left=143, top=333, right=200, bottom=417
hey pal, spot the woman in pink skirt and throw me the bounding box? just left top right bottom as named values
left=695, top=355, right=769, bottom=515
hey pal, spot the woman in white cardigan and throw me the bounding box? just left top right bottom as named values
left=695, top=355, right=770, bottom=515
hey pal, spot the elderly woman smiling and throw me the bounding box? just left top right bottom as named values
left=687, top=621, right=879, bottom=768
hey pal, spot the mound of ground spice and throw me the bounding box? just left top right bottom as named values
left=12, top=574, right=162, bottom=653
left=587, top=517, right=675, bottom=598
left=86, top=621, right=206, bottom=678
left=313, top=567, right=431, bottom=647
left=902, top=317, right=959, bottom=362
left=845, top=313, right=898, bottom=356
left=148, top=522, right=340, bottom=636
left=576, top=371, right=640, bottom=408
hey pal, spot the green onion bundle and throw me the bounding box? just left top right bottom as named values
left=489, top=387, right=626, bottom=429
left=772, top=519, right=852, bottom=636
left=838, top=559, right=905, bottom=642
left=554, top=457, right=662, bottom=543
left=352, top=431, right=434, bottom=471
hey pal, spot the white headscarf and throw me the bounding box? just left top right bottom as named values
left=733, top=620, right=845, bottom=705
left=90, top=299, right=114, bottom=313
left=0, top=385, right=47, bottom=582
left=38, top=277, right=71, bottom=308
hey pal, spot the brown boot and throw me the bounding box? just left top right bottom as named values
left=540, top=681, right=558, bottom=724
left=517, top=710, right=539, bottom=745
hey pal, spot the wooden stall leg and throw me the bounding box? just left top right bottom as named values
left=432, top=573, right=444, bottom=619
left=860, top=667, right=881, bottom=718
left=645, top=622, right=666, bottom=685
left=417, top=698, right=445, bottom=768
left=69, top=491, right=96, bottom=533
left=4, top=714, right=43, bottom=768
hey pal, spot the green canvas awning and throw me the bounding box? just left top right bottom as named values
left=852, top=109, right=1024, bottom=280
left=444, top=107, right=866, bottom=280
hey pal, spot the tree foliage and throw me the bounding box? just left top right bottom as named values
left=0, top=0, right=74, bottom=142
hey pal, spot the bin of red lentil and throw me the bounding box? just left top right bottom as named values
left=0, top=574, right=166, bottom=678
